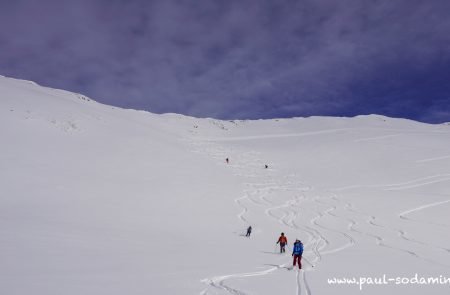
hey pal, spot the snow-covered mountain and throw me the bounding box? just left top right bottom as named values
left=1, top=75, right=449, bottom=295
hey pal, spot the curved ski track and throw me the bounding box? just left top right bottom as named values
left=188, top=137, right=368, bottom=295
left=184, top=132, right=450, bottom=295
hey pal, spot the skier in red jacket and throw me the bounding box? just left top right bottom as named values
left=276, top=233, right=288, bottom=253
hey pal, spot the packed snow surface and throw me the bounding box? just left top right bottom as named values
left=1, top=76, right=450, bottom=295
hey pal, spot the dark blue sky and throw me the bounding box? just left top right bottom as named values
left=1, top=0, right=450, bottom=123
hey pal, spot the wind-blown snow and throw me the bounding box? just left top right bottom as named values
left=1, top=76, right=449, bottom=295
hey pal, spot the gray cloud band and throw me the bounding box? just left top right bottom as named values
left=0, top=0, right=449, bottom=122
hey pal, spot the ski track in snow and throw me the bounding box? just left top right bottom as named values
left=384, top=176, right=450, bottom=191
left=331, top=196, right=450, bottom=268
left=187, top=134, right=450, bottom=295
left=416, top=155, right=450, bottom=163
left=399, top=199, right=450, bottom=219
left=200, top=128, right=352, bottom=142
left=188, top=137, right=387, bottom=294
left=201, top=267, right=280, bottom=295
left=398, top=199, right=450, bottom=229
left=188, top=138, right=319, bottom=295
left=200, top=127, right=450, bottom=143
left=311, top=198, right=356, bottom=255
left=235, top=196, right=249, bottom=224
left=188, top=137, right=377, bottom=295
left=354, top=134, right=401, bottom=142
left=298, top=270, right=311, bottom=295
left=330, top=174, right=450, bottom=260
left=333, top=174, right=450, bottom=192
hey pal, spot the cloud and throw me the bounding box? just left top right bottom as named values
left=1, top=0, right=449, bottom=122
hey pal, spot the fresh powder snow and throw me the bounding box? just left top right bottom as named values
left=1, top=75, right=449, bottom=295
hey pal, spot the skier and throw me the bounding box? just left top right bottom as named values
left=246, top=226, right=252, bottom=237
left=292, top=239, right=303, bottom=269
left=226, top=158, right=229, bottom=164
left=276, top=232, right=288, bottom=253
left=265, top=164, right=268, bottom=169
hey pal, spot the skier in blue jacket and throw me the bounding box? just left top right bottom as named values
left=292, top=239, right=303, bottom=269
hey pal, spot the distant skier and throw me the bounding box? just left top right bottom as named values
left=276, top=233, right=288, bottom=253
left=292, top=239, right=303, bottom=269
left=246, top=226, right=252, bottom=237
left=226, top=158, right=229, bottom=164
left=265, top=164, right=268, bottom=169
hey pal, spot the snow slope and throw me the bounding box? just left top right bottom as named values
left=1, top=76, right=449, bottom=295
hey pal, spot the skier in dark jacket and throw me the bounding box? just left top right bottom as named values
left=246, top=226, right=252, bottom=237
left=292, top=239, right=304, bottom=269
